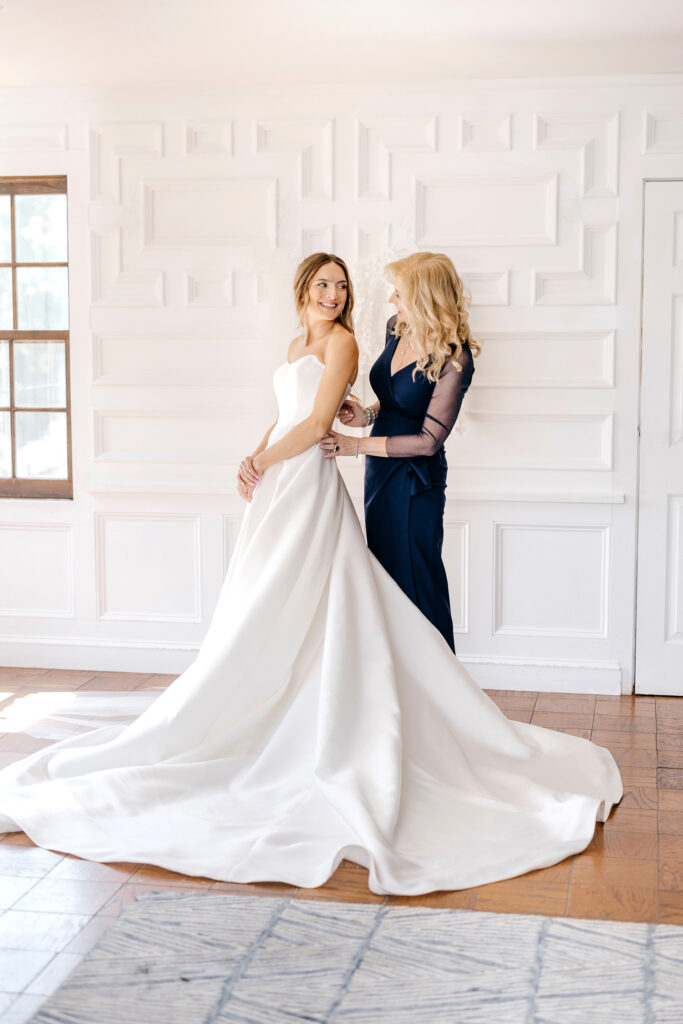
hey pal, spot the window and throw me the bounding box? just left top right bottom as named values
left=0, top=176, right=71, bottom=499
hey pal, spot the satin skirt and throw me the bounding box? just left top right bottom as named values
left=0, top=410, right=623, bottom=895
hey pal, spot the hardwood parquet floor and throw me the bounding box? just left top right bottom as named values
left=0, top=667, right=680, bottom=1021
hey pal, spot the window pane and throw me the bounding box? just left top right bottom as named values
left=0, top=411, right=10, bottom=476
left=14, top=341, right=66, bottom=408
left=16, top=266, right=69, bottom=329
left=0, top=196, right=10, bottom=261
left=15, top=193, right=68, bottom=263
left=15, top=410, right=68, bottom=479
left=0, top=267, right=11, bottom=330
left=0, top=342, right=8, bottom=406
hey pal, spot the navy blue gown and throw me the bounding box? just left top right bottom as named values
left=364, top=315, right=475, bottom=653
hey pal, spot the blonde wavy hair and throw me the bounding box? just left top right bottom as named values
left=386, top=251, right=480, bottom=384
left=293, top=252, right=355, bottom=334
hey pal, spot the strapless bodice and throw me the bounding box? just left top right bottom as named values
left=270, top=354, right=352, bottom=445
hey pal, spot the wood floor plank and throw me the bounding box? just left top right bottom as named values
left=297, top=863, right=383, bottom=904
left=603, top=806, right=659, bottom=834
left=477, top=879, right=568, bottom=916
left=385, top=889, right=478, bottom=909
left=567, top=885, right=658, bottom=923
left=657, top=750, right=683, bottom=769
left=619, top=766, right=658, bottom=788
left=571, top=855, right=657, bottom=889
left=659, top=811, right=683, bottom=836
left=656, top=702, right=683, bottom=719
left=659, top=791, right=683, bottom=811
left=660, top=892, right=683, bottom=924
left=657, top=768, right=683, bottom=790
left=591, top=715, right=656, bottom=734
left=582, top=828, right=658, bottom=860
left=531, top=712, right=594, bottom=730
left=534, top=695, right=596, bottom=713
left=591, top=730, right=656, bottom=750
left=612, top=747, right=657, bottom=768
left=659, top=854, right=683, bottom=892
left=620, top=786, right=658, bottom=810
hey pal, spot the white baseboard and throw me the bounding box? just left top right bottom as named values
left=460, top=656, right=622, bottom=694
left=0, top=634, right=623, bottom=694
left=0, top=634, right=198, bottom=675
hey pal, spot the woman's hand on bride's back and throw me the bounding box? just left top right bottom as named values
left=337, top=400, right=365, bottom=427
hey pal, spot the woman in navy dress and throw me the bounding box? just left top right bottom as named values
left=320, top=252, right=478, bottom=653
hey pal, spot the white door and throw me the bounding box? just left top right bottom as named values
left=636, top=180, right=683, bottom=695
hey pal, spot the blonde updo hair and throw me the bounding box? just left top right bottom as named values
left=293, top=252, right=355, bottom=334
left=386, top=251, right=480, bottom=384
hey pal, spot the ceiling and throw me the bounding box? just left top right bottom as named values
left=1, top=0, right=683, bottom=88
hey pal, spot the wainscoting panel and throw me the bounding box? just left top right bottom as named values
left=1, top=75, right=682, bottom=691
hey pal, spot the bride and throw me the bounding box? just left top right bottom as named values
left=0, top=252, right=623, bottom=896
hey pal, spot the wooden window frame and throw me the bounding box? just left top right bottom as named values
left=0, top=175, right=72, bottom=499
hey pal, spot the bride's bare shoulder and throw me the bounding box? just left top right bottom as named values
left=326, top=323, right=359, bottom=360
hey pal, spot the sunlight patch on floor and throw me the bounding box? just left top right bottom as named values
left=0, top=689, right=163, bottom=737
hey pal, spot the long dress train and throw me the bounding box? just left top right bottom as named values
left=0, top=353, right=623, bottom=896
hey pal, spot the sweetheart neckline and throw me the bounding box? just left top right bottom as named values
left=278, top=356, right=352, bottom=395
left=286, top=353, right=325, bottom=369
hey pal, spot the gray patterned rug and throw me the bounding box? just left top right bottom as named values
left=28, top=891, right=683, bottom=1023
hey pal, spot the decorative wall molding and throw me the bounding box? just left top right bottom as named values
left=416, top=174, right=558, bottom=247
left=91, top=228, right=164, bottom=306
left=644, top=111, right=683, bottom=154
left=0, top=123, right=68, bottom=151
left=671, top=295, right=683, bottom=445
left=674, top=213, right=683, bottom=268
left=222, top=515, right=243, bottom=577
left=474, top=330, right=615, bottom=388
left=493, top=522, right=610, bottom=639
left=93, top=409, right=245, bottom=464
left=459, top=656, right=621, bottom=695
left=184, top=120, right=234, bottom=156
left=0, top=524, right=74, bottom=618
left=356, top=225, right=392, bottom=260
left=357, top=116, right=437, bottom=200
left=91, top=330, right=262, bottom=386
left=452, top=411, right=614, bottom=471
left=255, top=117, right=334, bottom=200
left=532, top=222, right=617, bottom=305
left=302, top=226, right=335, bottom=254
left=460, top=270, right=510, bottom=306
left=2, top=81, right=662, bottom=692
left=533, top=112, right=619, bottom=196
left=95, top=513, right=201, bottom=623
left=90, top=122, right=164, bottom=203
left=184, top=270, right=235, bottom=307
left=141, top=178, right=278, bottom=248
left=666, top=495, right=683, bottom=642
left=458, top=114, right=512, bottom=152
left=444, top=520, right=469, bottom=633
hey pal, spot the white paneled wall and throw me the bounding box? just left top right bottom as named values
left=2, top=76, right=683, bottom=691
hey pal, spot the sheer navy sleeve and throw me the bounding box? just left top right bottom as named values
left=385, top=347, right=475, bottom=458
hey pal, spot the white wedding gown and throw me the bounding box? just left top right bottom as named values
left=0, top=355, right=623, bottom=895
